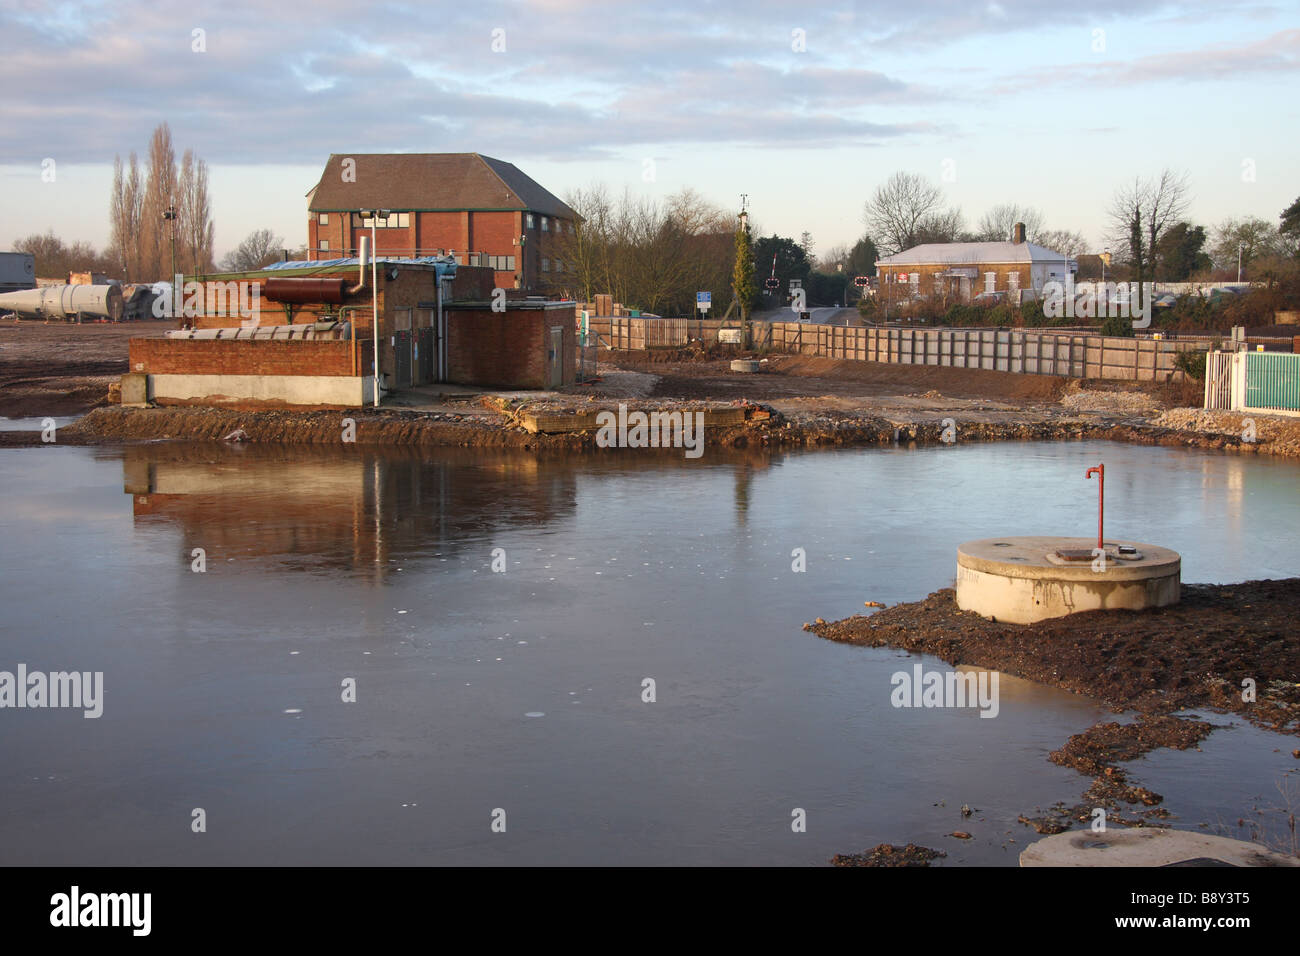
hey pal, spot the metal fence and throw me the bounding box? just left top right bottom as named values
left=1204, top=350, right=1300, bottom=416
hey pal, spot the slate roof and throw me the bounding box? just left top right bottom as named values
left=877, top=241, right=1069, bottom=266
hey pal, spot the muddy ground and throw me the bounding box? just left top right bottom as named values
left=808, top=582, right=1300, bottom=860
left=7, top=322, right=1300, bottom=459
left=0, top=319, right=171, bottom=418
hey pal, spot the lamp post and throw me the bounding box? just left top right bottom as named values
left=360, top=209, right=389, bottom=407
left=162, top=205, right=177, bottom=284
left=1237, top=243, right=1243, bottom=282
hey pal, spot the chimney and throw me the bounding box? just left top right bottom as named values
left=1012, top=222, right=1026, bottom=244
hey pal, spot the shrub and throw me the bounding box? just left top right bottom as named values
left=1100, top=313, right=1135, bottom=337
left=1173, top=349, right=1207, bottom=380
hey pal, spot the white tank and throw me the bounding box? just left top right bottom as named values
left=0, top=284, right=124, bottom=321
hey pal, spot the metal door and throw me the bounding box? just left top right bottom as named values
left=548, top=327, right=563, bottom=388
left=419, top=327, right=434, bottom=384
left=393, top=330, right=412, bottom=388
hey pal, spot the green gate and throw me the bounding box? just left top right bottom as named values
left=1245, top=352, right=1300, bottom=412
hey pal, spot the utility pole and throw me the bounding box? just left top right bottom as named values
left=361, top=209, right=388, bottom=408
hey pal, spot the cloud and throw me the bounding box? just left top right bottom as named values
left=0, top=0, right=1284, bottom=165
left=989, top=27, right=1300, bottom=93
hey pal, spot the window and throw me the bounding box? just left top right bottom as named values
left=318, top=240, right=329, bottom=251
left=357, top=211, right=407, bottom=228
left=542, top=257, right=550, bottom=272
left=568, top=222, right=574, bottom=235
left=319, top=213, right=329, bottom=226
left=555, top=259, right=563, bottom=273
left=541, top=216, right=549, bottom=232
left=484, top=255, right=517, bottom=271
left=526, top=213, right=534, bottom=229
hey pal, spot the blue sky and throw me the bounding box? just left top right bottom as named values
left=0, top=0, right=1296, bottom=261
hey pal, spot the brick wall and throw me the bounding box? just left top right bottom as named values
left=445, top=305, right=575, bottom=388
left=129, top=338, right=365, bottom=377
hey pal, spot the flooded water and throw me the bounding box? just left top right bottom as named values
left=0, top=439, right=1296, bottom=865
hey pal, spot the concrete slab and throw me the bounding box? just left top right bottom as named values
left=1020, top=827, right=1299, bottom=867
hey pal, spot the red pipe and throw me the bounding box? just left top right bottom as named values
left=1085, top=464, right=1104, bottom=550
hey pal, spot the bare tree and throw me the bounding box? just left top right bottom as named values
left=109, top=153, right=143, bottom=280
left=863, top=171, right=952, bottom=254
left=14, top=231, right=117, bottom=279
left=178, top=150, right=215, bottom=274
left=816, top=243, right=850, bottom=273
left=913, top=207, right=966, bottom=244
left=1107, top=169, right=1191, bottom=289
left=976, top=203, right=1045, bottom=242
left=556, top=184, right=735, bottom=315
left=1035, top=228, right=1090, bottom=259
left=139, top=123, right=179, bottom=279
left=1210, top=217, right=1281, bottom=273
left=219, top=229, right=284, bottom=272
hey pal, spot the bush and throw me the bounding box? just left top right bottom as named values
left=1100, top=313, right=1135, bottom=337
left=1173, top=349, right=1207, bottom=381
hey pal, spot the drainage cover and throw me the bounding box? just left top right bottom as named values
left=1054, top=549, right=1096, bottom=562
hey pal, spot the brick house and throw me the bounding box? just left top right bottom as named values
left=875, top=223, right=1074, bottom=305
left=305, top=153, right=578, bottom=292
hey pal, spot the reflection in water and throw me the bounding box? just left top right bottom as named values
left=0, top=438, right=1282, bottom=865
left=123, top=445, right=581, bottom=581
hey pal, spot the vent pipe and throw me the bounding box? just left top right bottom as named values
left=349, top=235, right=369, bottom=293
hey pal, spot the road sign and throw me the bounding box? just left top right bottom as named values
left=696, top=291, right=711, bottom=311
left=853, top=276, right=870, bottom=287
left=764, top=277, right=779, bottom=290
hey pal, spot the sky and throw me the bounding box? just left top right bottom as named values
left=0, top=0, right=1297, bottom=263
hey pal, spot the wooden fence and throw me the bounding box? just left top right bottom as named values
left=587, top=315, right=1216, bottom=382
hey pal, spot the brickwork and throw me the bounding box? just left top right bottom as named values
left=129, top=338, right=363, bottom=377
left=445, top=305, right=575, bottom=388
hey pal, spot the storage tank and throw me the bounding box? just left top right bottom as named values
left=0, top=283, right=124, bottom=321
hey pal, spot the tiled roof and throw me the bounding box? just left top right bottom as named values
left=307, top=153, right=577, bottom=219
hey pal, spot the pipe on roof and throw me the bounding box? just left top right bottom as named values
left=348, top=236, right=369, bottom=294
left=261, top=277, right=347, bottom=304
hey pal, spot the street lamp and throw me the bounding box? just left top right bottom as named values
left=1237, top=243, right=1243, bottom=282
left=162, top=205, right=177, bottom=284
left=360, top=209, right=389, bottom=408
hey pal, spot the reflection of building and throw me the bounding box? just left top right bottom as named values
left=123, top=445, right=579, bottom=581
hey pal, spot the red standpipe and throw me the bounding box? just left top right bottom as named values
left=1085, top=464, right=1104, bottom=550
